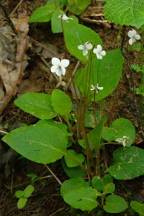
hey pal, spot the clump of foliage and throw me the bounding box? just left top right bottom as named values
left=2, top=0, right=144, bottom=214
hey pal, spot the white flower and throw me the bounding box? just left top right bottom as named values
left=51, top=57, right=70, bottom=76
left=93, top=45, right=106, bottom=60
left=78, top=42, right=93, bottom=56
left=58, top=14, right=73, bottom=22
left=128, top=29, right=141, bottom=45
left=116, top=136, right=129, bottom=147
left=90, top=83, right=104, bottom=93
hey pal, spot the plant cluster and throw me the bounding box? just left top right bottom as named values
left=3, top=0, right=144, bottom=215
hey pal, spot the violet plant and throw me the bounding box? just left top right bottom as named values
left=2, top=0, right=144, bottom=214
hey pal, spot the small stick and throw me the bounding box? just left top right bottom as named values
left=0, top=3, right=17, bottom=35
left=10, top=0, right=24, bottom=16
left=45, top=165, right=62, bottom=185
left=65, top=61, right=80, bottom=91
left=0, top=129, right=8, bottom=135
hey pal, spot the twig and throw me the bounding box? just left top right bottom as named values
left=65, top=61, right=80, bottom=90
left=0, top=129, right=8, bottom=135
left=0, top=3, right=17, bottom=35
left=49, top=207, right=69, bottom=216
left=10, top=0, right=24, bottom=16
left=45, top=165, right=62, bottom=185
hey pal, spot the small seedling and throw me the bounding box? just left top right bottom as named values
left=15, top=185, right=34, bottom=209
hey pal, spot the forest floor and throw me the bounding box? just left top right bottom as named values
left=0, top=0, right=144, bottom=216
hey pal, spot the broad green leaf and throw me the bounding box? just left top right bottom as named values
left=68, top=0, right=90, bottom=15
left=109, top=146, right=144, bottom=180
left=111, top=118, right=136, bottom=147
left=75, top=49, right=124, bottom=99
left=92, top=176, right=104, bottom=192
left=17, top=197, right=27, bottom=209
left=104, top=194, right=128, bottom=213
left=64, top=150, right=85, bottom=167
left=47, top=0, right=67, bottom=7
left=103, top=175, right=113, bottom=185
left=29, top=4, right=55, bottom=23
left=62, top=160, right=86, bottom=178
left=36, top=120, right=68, bottom=135
left=130, top=201, right=144, bottom=216
left=102, top=118, right=136, bottom=147
left=61, top=178, right=98, bottom=211
left=51, top=89, right=72, bottom=116
left=102, top=127, right=117, bottom=142
left=3, top=122, right=68, bottom=164
left=63, top=21, right=102, bottom=62
left=103, top=183, right=115, bottom=194
left=104, top=0, right=144, bottom=28
left=14, top=93, right=56, bottom=120
left=92, top=175, right=113, bottom=192
left=24, top=185, right=34, bottom=198
left=15, top=190, right=24, bottom=198
left=51, top=9, right=63, bottom=33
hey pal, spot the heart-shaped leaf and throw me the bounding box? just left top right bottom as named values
left=61, top=178, right=98, bottom=211
left=3, top=121, right=68, bottom=164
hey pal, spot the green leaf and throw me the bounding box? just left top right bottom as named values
left=130, top=201, right=144, bottom=216
left=92, top=176, right=104, bottom=192
left=102, top=127, right=117, bottom=142
left=17, top=197, right=27, bottom=209
left=75, top=49, right=124, bottom=100
left=51, top=89, right=72, bottom=116
left=88, top=117, right=106, bottom=150
left=36, top=119, right=68, bottom=135
left=68, top=0, right=90, bottom=15
left=111, top=118, right=136, bottom=147
left=103, top=183, right=115, bottom=194
left=29, top=4, right=55, bottom=23
left=104, top=0, right=144, bottom=28
left=103, top=175, right=113, bottom=185
left=24, top=185, right=34, bottom=198
left=15, top=190, right=24, bottom=198
left=92, top=175, right=113, bottom=192
left=61, top=178, right=98, bottom=211
left=47, top=0, right=67, bottom=7
left=2, top=122, right=68, bottom=164
left=14, top=93, right=56, bottom=120
left=109, top=146, right=144, bottom=180
left=102, top=118, right=136, bottom=147
left=51, top=9, right=63, bottom=33
left=104, top=194, right=128, bottom=213
left=64, top=150, right=85, bottom=167
left=63, top=21, right=102, bottom=62
left=62, top=160, right=86, bottom=178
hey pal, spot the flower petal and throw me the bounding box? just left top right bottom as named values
left=78, top=45, right=84, bottom=50
left=83, top=49, right=88, bottom=56
left=93, top=48, right=97, bottom=54
left=61, top=59, right=70, bottom=68
left=51, top=65, right=57, bottom=73
left=96, top=45, right=102, bottom=51
left=85, top=42, right=93, bottom=50
left=96, top=54, right=103, bottom=60
left=129, top=38, right=135, bottom=45
left=128, top=29, right=136, bottom=37
left=52, top=57, right=60, bottom=66
left=61, top=67, right=66, bottom=75
left=101, top=50, right=106, bottom=56
left=135, top=34, right=141, bottom=40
